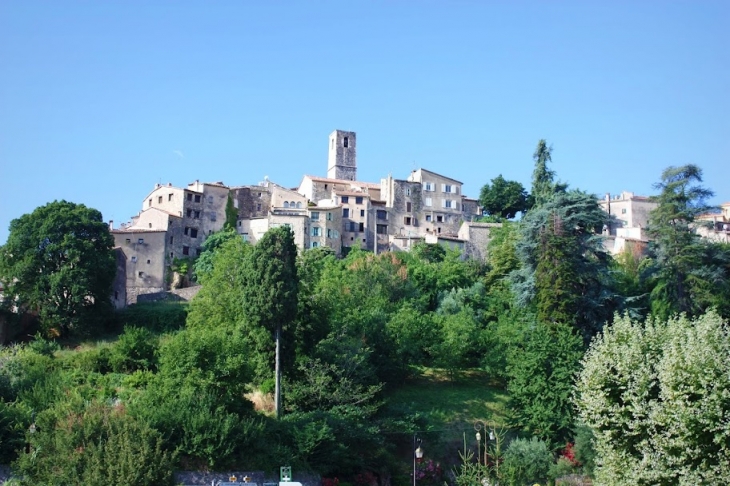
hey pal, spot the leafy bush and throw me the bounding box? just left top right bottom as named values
left=116, top=302, right=188, bottom=333
left=109, top=326, right=158, bottom=372
left=500, top=437, right=553, bottom=486
left=26, top=334, right=60, bottom=357
left=14, top=401, right=176, bottom=485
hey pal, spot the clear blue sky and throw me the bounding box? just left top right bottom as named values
left=1, top=1, right=728, bottom=244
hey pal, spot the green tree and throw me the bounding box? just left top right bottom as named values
left=576, top=311, right=730, bottom=485
left=0, top=201, right=115, bottom=336
left=192, top=227, right=240, bottom=283
left=513, top=191, right=615, bottom=338
left=645, top=164, right=727, bottom=318
left=241, top=226, right=299, bottom=417
left=479, top=175, right=529, bottom=220
left=225, top=194, right=238, bottom=229
left=507, top=321, right=584, bottom=445
left=530, top=139, right=566, bottom=207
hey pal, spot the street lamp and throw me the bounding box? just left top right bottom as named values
left=413, top=435, right=423, bottom=486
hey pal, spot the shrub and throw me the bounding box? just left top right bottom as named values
left=109, top=326, right=158, bottom=373
left=500, top=437, right=553, bottom=485
left=14, top=400, right=176, bottom=485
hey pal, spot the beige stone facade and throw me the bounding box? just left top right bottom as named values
left=697, top=202, right=730, bottom=243
left=598, top=191, right=658, bottom=255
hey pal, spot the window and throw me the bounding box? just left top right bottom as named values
left=359, top=222, right=364, bottom=232
left=182, top=246, right=190, bottom=255
left=257, top=203, right=261, bottom=211
left=170, top=252, right=174, bottom=258
left=131, top=256, right=137, bottom=263
left=242, top=234, right=249, bottom=242
left=311, top=241, right=320, bottom=248
left=283, top=201, right=289, bottom=208
left=406, top=202, right=412, bottom=212
left=311, top=212, right=320, bottom=221
left=437, top=215, right=443, bottom=223
left=190, top=228, right=198, bottom=238
left=327, top=212, right=333, bottom=221
left=169, top=236, right=173, bottom=244
left=360, top=209, right=365, bottom=217
left=194, top=211, right=200, bottom=219
left=404, top=217, right=412, bottom=225
left=168, top=193, right=173, bottom=201
left=194, top=194, right=201, bottom=203
left=443, top=200, right=453, bottom=209
left=187, top=209, right=192, bottom=217
left=426, top=215, right=432, bottom=222
left=138, top=271, right=144, bottom=277
left=210, top=215, right=216, bottom=222
left=311, top=227, right=321, bottom=237
left=138, top=238, right=144, bottom=244
left=349, top=221, right=357, bottom=232
left=377, top=224, right=387, bottom=234
left=148, top=223, right=152, bottom=228
left=296, top=201, right=302, bottom=209
left=406, top=188, right=411, bottom=196
left=343, top=136, right=349, bottom=148
left=327, top=229, right=332, bottom=238
left=437, top=227, right=441, bottom=234
left=146, top=259, right=151, bottom=264
left=208, top=196, right=213, bottom=203
left=334, top=230, right=339, bottom=238
left=355, top=196, right=363, bottom=204
left=343, top=208, right=350, bottom=218
left=148, top=198, right=152, bottom=207
left=125, top=238, right=131, bottom=243
left=425, top=197, right=432, bottom=207
left=443, top=184, right=453, bottom=193
left=621, top=208, right=627, bottom=214
left=184, top=227, right=189, bottom=235
left=425, top=182, right=434, bottom=191
left=187, top=193, right=192, bottom=201
left=341, top=196, right=349, bottom=204
left=377, top=210, right=387, bottom=220
left=238, top=221, right=242, bottom=227
left=158, top=196, right=163, bottom=204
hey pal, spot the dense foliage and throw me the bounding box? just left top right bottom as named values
left=0, top=200, right=116, bottom=336
left=576, top=311, right=730, bottom=484
left=1, top=152, right=729, bottom=484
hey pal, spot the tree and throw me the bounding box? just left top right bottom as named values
left=479, top=175, right=528, bottom=220
left=645, top=164, right=727, bottom=318
left=576, top=311, right=730, bottom=484
left=507, top=321, right=584, bottom=445
left=0, top=200, right=115, bottom=336
left=225, top=194, right=238, bottom=229
left=192, top=227, right=240, bottom=283
left=512, top=190, right=616, bottom=338
left=530, top=139, right=566, bottom=207
left=241, top=226, right=299, bottom=417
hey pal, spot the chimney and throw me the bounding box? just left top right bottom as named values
left=109, top=220, right=114, bottom=230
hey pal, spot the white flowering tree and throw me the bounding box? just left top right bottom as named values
left=575, top=311, right=730, bottom=485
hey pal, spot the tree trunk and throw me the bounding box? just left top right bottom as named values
left=275, top=323, right=281, bottom=418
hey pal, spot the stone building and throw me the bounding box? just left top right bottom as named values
left=696, top=202, right=730, bottom=244
left=598, top=191, right=658, bottom=254
left=299, top=130, right=482, bottom=254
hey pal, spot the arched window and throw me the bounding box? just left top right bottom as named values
left=296, top=201, right=302, bottom=209
left=283, top=201, right=289, bottom=208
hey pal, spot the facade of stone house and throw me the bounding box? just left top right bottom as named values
left=696, top=202, right=730, bottom=244
left=111, top=229, right=169, bottom=305
left=598, top=191, right=658, bottom=255
left=457, top=222, right=502, bottom=262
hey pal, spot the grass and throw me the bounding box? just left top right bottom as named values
left=387, top=368, right=509, bottom=429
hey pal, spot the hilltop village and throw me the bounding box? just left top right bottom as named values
left=110, top=129, right=730, bottom=307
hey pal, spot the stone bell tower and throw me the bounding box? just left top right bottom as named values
left=327, top=130, right=357, bottom=181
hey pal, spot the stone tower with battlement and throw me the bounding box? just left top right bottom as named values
left=327, top=130, right=357, bottom=181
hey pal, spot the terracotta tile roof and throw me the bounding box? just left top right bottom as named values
left=111, top=228, right=167, bottom=234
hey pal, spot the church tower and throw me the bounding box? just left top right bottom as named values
left=327, top=130, right=357, bottom=181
